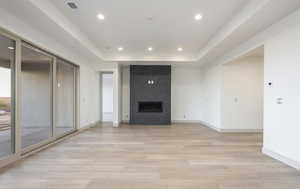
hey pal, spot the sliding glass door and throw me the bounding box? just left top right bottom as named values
left=0, top=29, right=78, bottom=167
left=20, top=44, right=53, bottom=150
left=55, top=58, right=76, bottom=136
left=0, top=34, right=15, bottom=159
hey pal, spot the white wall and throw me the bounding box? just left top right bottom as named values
left=171, top=67, right=202, bottom=122
left=196, top=8, right=300, bottom=169
left=198, top=56, right=264, bottom=131
left=79, top=65, right=100, bottom=128
left=221, top=57, right=264, bottom=131
left=112, top=64, right=122, bottom=127
left=117, top=64, right=123, bottom=126
left=263, top=20, right=300, bottom=168
left=102, top=73, right=113, bottom=122
left=199, top=65, right=222, bottom=129
left=122, top=66, right=130, bottom=122
left=121, top=66, right=203, bottom=122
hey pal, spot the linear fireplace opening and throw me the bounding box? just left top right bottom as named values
left=138, top=101, right=163, bottom=113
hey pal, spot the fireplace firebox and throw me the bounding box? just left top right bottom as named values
left=138, top=102, right=163, bottom=113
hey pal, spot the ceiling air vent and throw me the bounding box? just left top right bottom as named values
left=67, top=2, right=78, bottom=9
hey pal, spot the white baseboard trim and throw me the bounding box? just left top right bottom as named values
left=262, top=147, right=300, bottom=170
left=172, top=120, right=202, bottom=124
left=122, top=120, right=204, bottom=124
left=101, top=121, right=113, bottom=124
left=78, top=121, right=100, bottom=132
left=121, top=119, right=262, bottom=133
left=198, top=120, right=221, bottom=132
left=198, top=120, right=262, bottom=133
left=219, top=128, right=263, bottom=133
left=113, top=122, right=120, bottom=127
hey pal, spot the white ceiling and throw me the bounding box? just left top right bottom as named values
left=1, top=0, right=300, bottom=66
left=52, top=0, right=247, bottom=61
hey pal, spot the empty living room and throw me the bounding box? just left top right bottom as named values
left=1, top=0, right=300, bottom=188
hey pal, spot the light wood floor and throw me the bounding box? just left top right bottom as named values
left=0, top=123, right=299, bottom=189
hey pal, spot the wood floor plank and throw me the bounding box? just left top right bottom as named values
left=0, top=123, right=299, bottom=189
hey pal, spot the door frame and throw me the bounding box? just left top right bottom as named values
left=100, top=71, right=114, bottom=123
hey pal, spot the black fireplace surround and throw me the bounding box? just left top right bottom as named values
left=130, top=65, right=171, bottom=125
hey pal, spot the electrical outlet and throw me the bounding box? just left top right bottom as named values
left=276, top=98, right=283, bottom=104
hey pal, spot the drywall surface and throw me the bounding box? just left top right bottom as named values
left=118, top=64, right=123, bottom=126
left=171, top=66, right=202, bottom=122
left=79, top=65, right=100, bottom=128
left=264, top=20, right=300, bottom=165
left=221, top=57, right=264, bottom=130
left=122, top=66, right=130, bottom=122
left=199, top=65, right=222, bottom=129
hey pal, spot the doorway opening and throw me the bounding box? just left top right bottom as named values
left=101, top=73, right=113, bottom=122
left=221, top=46, right=264, bottom=132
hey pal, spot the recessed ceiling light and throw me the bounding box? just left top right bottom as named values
left=97, top=13, right=105, bottom=20
left=118, top=47, right=124, bottom=51
left=148, top=47, right=153, bottom=51
left=177, top=47, right=183, bottom=52
left=8, top=47, right=14, bottom=50
left=194, top=14, right=203, bottom=21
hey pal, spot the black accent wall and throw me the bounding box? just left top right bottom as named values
left=130, top=65, right=171, bottom=125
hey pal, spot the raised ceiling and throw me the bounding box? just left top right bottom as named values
left=1, top=0, right=300, bottom=65
left=52, top=0, right=247, bottom=61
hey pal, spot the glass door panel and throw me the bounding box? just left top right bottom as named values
left=0, top=34, right=15, bottom=158
left=55, top=58, right=75, bottom=136
left=21, top=44, right=53, bottom=150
